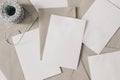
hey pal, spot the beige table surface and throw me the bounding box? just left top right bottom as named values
left=0, top=0, right=120, bottom=80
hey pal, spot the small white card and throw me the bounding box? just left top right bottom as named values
left=30, top=0, right=68, bottom=11
left=43, top=15, right=86, bottom=70
left=0, top=70, right=7, bottom=80
left=12, top=28, right=61, bottom=80
left=82, top=0, right=120, bottom=54
left=88, top=51, right=120, bottom=80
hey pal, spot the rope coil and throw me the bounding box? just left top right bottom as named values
left=0, top=0, right=24, bottom=24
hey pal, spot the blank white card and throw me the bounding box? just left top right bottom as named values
left=43, top=15, right=86, bottom=70
left=12, top=28, right=61, bottom=80
left=30, top=0, right=68, bottom=11
left=88, top=51, right=120, bottom=80
left=82, top=0, right=120, bottom=54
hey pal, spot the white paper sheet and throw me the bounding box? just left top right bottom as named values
left=12, top=28, right=61, bottom=80
left=82, top=0, right=120, bottom=54
left=0, top=70, right=7, bottom=80
left=88, top=51, right=120, bottom=80
left=30, top=0, right=68, bottom=11
left=43, top=15, right=86, bottom=70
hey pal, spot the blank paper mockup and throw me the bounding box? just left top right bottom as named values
left=38, top=7, right=76, bottom=59
left=30, top=0, right=68, bottom=11
left=88, top=51, right=120, bottom=80
left=82, top=0, right=120, bottom=54
left=12, top=28, right=61, bottom=80
left=0, top=70, right=7, bottom=80
left=43, top=15, right=86, bottom=70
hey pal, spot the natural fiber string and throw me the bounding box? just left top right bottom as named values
left=5, top=16, right=38, bottom=45
left=0, top=0, right=25, bottom=24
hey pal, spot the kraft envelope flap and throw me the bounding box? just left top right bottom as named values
left=30, top=0, right=68, bottom=11
left=0, top=70, right=7, bottom=80
left=82, top=0, right=120, bottom=54
left=38, top=7, right=76, bottom=59
left=88, top=51, right=120, bottom=80
left=12, top=28, right=61, bottom=80
left=43, top=15, right=86, bottom=70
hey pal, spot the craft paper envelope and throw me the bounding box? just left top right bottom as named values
left=0, top=70, right=7, bottom=80
left=82, top=0, right=120, bottom=54
left=12, top=28, right=61, bottom=80
left=43, top=15, right=86, bottom=70
left=39, top=7, right=76, bottom=59
left=30, top=0, right=68, bottom=11
left=88, top=51, right=120, bottom=80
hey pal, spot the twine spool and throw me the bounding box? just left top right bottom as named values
left=0, top=0, right=24, bottom=24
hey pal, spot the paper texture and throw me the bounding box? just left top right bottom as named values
left=88, top=51, right=120, bottom=80
left=39, top=7, right=76, bottom=59
left=82, top=0, right=120, bottom=54
left=0, top=70, right=7, bottom=80
left=109, top=0, right=120, bottom=8
left=12, top=28, right=61, bottom=80
left=43, top=15, right=86, bottom=70
left=30, top=0, right=68, bottom=11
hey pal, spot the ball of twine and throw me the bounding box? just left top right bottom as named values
left=0, top=0, right=24, bottom=24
